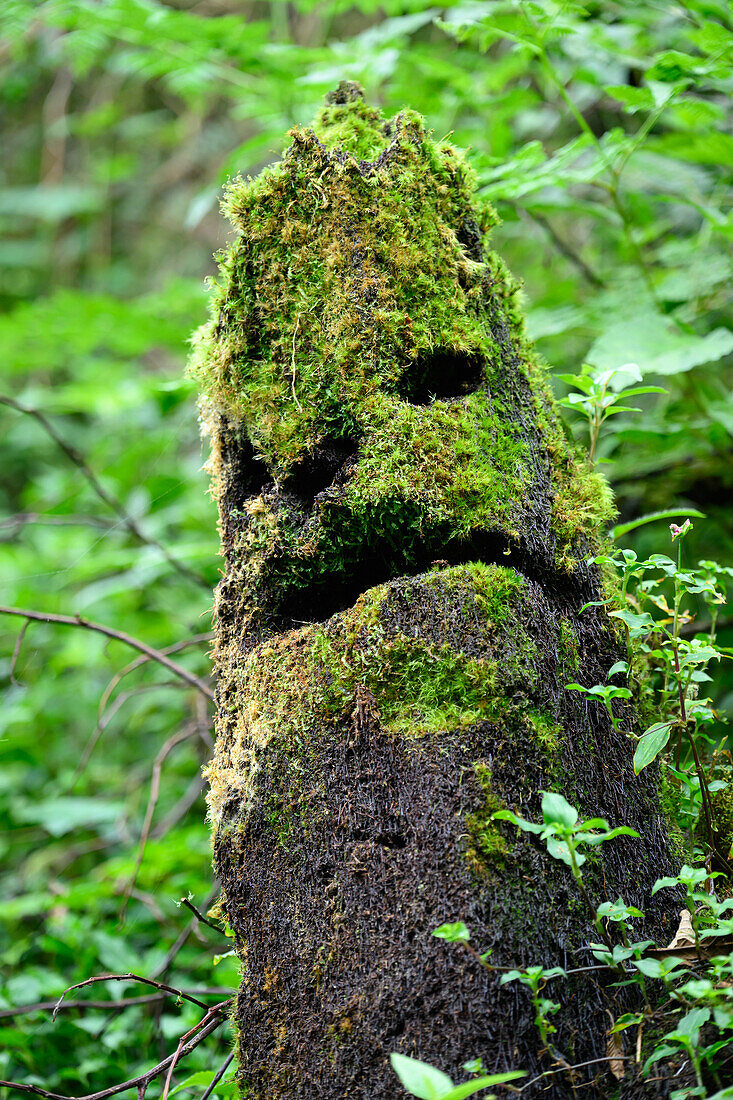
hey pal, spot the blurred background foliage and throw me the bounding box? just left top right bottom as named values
left=1, top=0, right=732, bottom=1095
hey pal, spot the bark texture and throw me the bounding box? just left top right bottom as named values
left=193, top=84, right=677, bottom=1099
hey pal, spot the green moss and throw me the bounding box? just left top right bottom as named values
left=558, top=617, right=580, bottom=672
left=659, top=768, right=688, bottom=863
left=207, top=565, right=542, bottom=837
left=192, top=88, right=613, bottom=624
left=312, top=564, right=538, bottom=736
left=463, top=561, right=524, bottom=627
left=316, top=628, right=499, bottom=736
left=314, top=96, right=393, bottom=160
left=525, top=709, right=562, bottom=752
left=464, top=763, right=510, bottom=872
left=551, top=455, right=616, bottom=567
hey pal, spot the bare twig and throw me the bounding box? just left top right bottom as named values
left=9, top=619, right=30, bottom=684
left=200, top=1052, right=235, bottom=1100
left=161, top=1018, right=195, bottom=1100
left=72, top=680, right=185, bottom=786
left=151, top=887, right=221, bottom=980
left=0, top=1003, right=229, bottom=1100
left=0, top=511, right=114, bottom=537
left=180, top=896, right=228, bottom=937
left=0, top=606, right=214, bottom=700
left=0, top=989, right=231, bottom=1020
left=119, top=727, right=196, bottom=916
left=506, top=1055, right=632, bottom=1093
left=97, top=634, right=214, bottom=726
left=53, top=973, right=215, bottom=1020
left=0, top=394, right=209, bottom=588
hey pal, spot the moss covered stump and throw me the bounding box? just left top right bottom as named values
left=194, top=84, right=676, bottom=1098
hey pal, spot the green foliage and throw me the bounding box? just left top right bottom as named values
left=1, top=0, right=732, bottom=1095
left=389, top=1053, right=524, bottom=1100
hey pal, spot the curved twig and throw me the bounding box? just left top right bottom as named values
left=52, top=973, right=214, bottom=1019
left=0, top=394, right=210, bottom=588
left=0, top=1004, right=229, bottom=1100
left=0, top=606, right=214, bottom=701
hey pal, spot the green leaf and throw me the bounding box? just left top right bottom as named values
left=633, top=722, right=675, bottom=774
left=604, top=84, right=654, bottom=114
left=540, top=792, right=578, bottom=829
left=607, top=661, right=629, bottom=678
left=390, top=1053, right=454, bottom=1099
left=491, top=810, right=543, bottom=835
left=608, top=608, right=656, bottom=633
left=169, top=1070, right=237, bottom=1097
left=611, top=508, right=706, bottom=539
left=442, top=1072, right=526, bottom=1100
left=587, top=310, right=733, bottom=377
left=432, top=922, right=471, bottom=943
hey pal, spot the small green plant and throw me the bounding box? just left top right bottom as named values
left=432, top=796, right=733, bottom=1096
left=493, top=791, right=638, bottom=947
left=557, top=362, right=665, bottom=464
left=498, top=966, right=565, bottom=1055
left=565, top=663, right=632, bottom=732
left=389, top=1053, right=524, bottom=1099
left=590, top=520, right=732, bottom=873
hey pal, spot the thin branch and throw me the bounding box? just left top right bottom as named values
left=119, top=727, right=196, bottom=916
left=0, top=990, right=231, bottom=1020
left=162, top=1017, right=197, bottom=1100
left=0, top=1004, right=228, bottom=1100
left=0, top=394, right=209, bottom=588
left=200, top=1052, right=234, bottom=1100
left=0, top=606, right=214, bottom=701
left=505, top=200, right=604, bottom=288
left=97, top=634, right=214, bottom=725
left=0, top=512, right=116, bottom=543
left=180, top=897, right=228, bottom=937
left=506, top=1055, right=632, bottom=1094
left=150, top=886, right=221, bottom=980
left=9, top=619, right=30, bottom=684
left=72, top=681, right=185, bottom=786
left=53, top=974, right=215, bottom=1019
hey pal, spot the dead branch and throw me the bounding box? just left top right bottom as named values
left=180, top=896, right=228, bottom=937
left=0, top=1003, right=229, bottom=1100
left=97, top=634, right=213, bottom=725
left=52, top=973, right=217, bottom=1019
left=0, top=394, right=209, bottom=588
left=0, top=606, right=214, bottom=701
left=150, top=886, right=221, bottom=980
left=0, top=989, right=230, bottom=1020
left=119, top=727, right=197, bottom=915
left=200, top=1052, right=235, bottom=1100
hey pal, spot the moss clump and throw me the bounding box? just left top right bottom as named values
left=551, top=456, right=616, bottom=566
left=464, top=763, right=510, bottom=873
left=525, top=709, right=562, bottom=752
left=206, top=564, right=544, bottom=831
left=557, top=617, right=580, bottom=672
left=192, top=88, right=613, bottom=628
left=314, top=564, right=537, bottom=735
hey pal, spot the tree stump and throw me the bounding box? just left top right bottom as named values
left=193, top=84, right=676, bottom=1099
